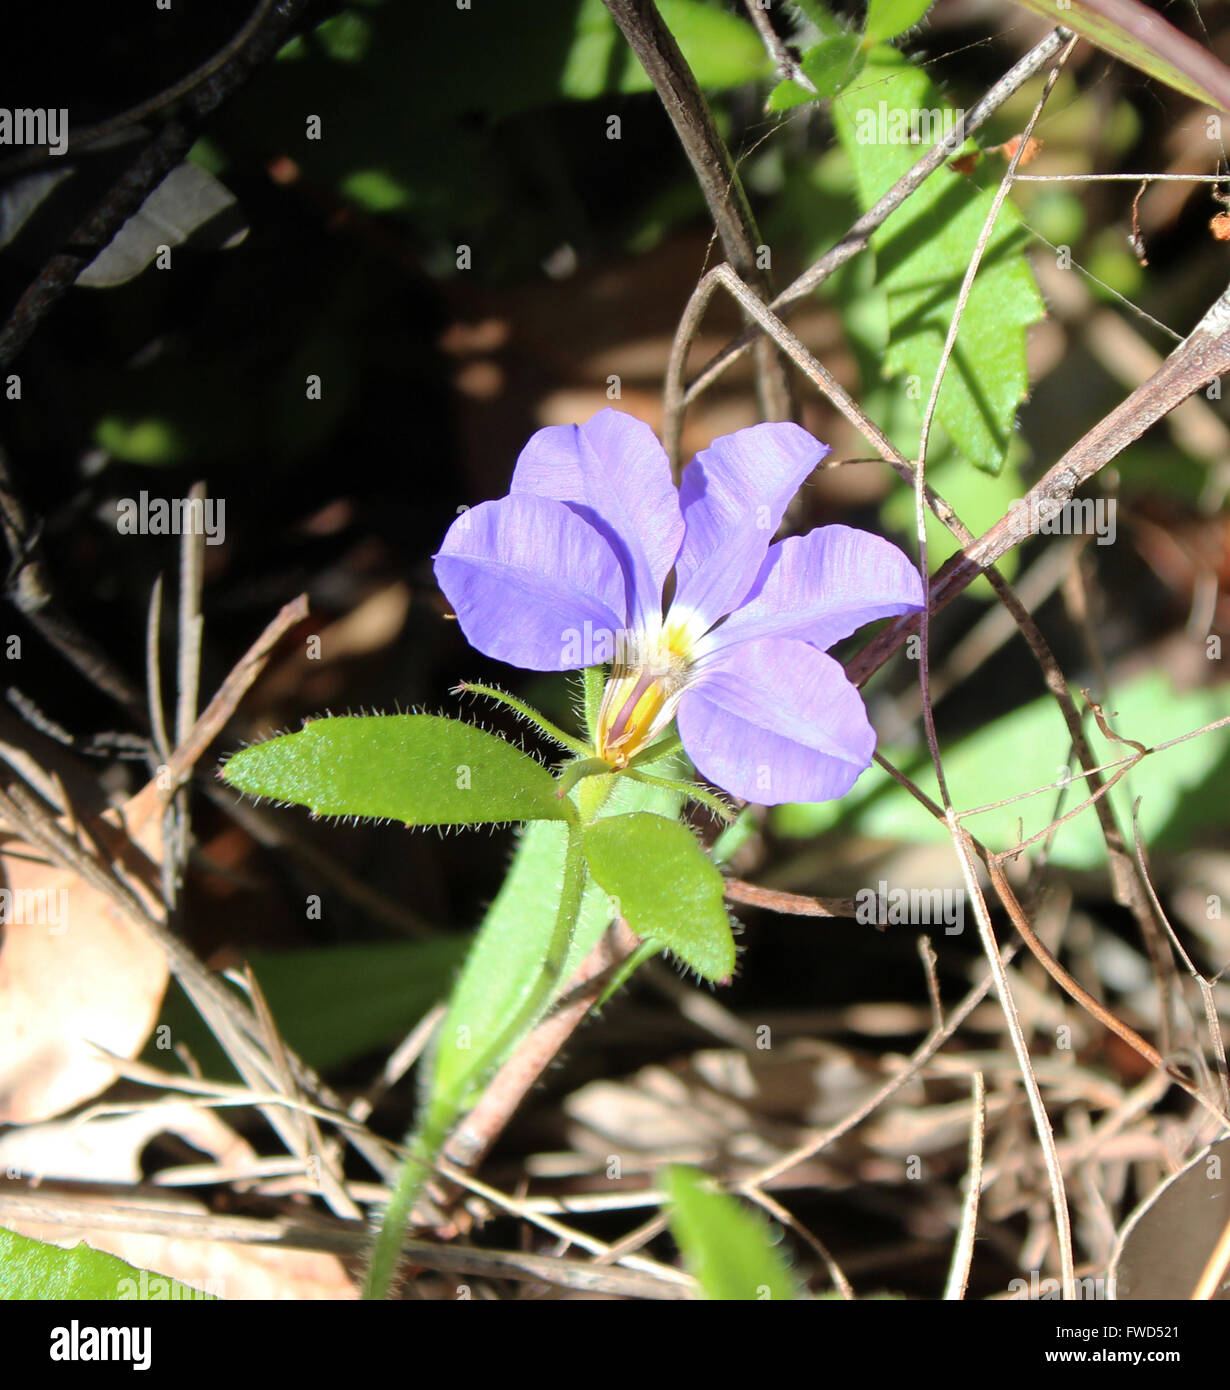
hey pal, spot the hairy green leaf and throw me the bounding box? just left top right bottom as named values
left=221, top=714, right=570, bottom=826
left=767, top=35, right=865, bottom=110
left=666, top=1167, right=800, bottom=1300
left=865, top=0, right=934, bottom=44
left=583, top=812, right=735, bottom=982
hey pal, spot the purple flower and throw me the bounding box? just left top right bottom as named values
left=434, top=409, right=923, bottom=805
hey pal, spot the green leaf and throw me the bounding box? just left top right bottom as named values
left=313, top=9, right=374, bottom=64
left=339, top=168, right=410, bottom=213
left=647, top=0, right=770, bottom=91
left=221, top=714, right=571, bottom=827
left=562, top=0, right=769, bottom=99
left=767, top=35, right=865, bottom=110
left=773, top=670, right=1230, bottom=870
left=789, top=0, right=845, bottom=36
left=95, top=415, right=184, bottom=465
left=832, top=50, right=1045, bottom=472
left=665, top=1167, right=800, bottom=1300
left=583, top=812, right=735, bottom=982
left=0, top=1227, right=215, bottom=1300
left=1013, top=0, right=1230, bottom=113
left=428, top=754, right=688, bottom=1113
left=864, top=0, right=934, bottom=44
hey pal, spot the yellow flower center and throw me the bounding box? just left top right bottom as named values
left=595, top=616, right=700, bottom=768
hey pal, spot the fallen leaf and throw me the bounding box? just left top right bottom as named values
left=0, top=793, right=169, bottom=1123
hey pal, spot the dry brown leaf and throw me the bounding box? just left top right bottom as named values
left=563, top=1041, right=931, bottom=1174
left=0, top=1099, right=253, bottom=1184
left=0, top=794, right=169, bottom=1123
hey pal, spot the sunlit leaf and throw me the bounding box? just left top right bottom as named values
left=624, top=0, right=769, bottom=93
left=221, top=715, right=570, bottom=826
left=1014, top=0, right=1230, bottom=113
left=864, top=0, right=934, bottom=44
left=774, top=670, right=1230, bottom=869
left=0, top=1228, right=214, bottom=1300
left=767, top=35, right=865, bottom=110
left=832, top=49, right=1045, bottom=472
left=666, top=1167, right=800, bottom=1300
left=583, top=812, right=735, bottom=982
left=94, top=416, right=184, bottom=465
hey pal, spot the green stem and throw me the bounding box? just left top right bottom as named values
left=360, top=1104, right=451, bottom=1300
left=555, top=756, right=613, bottom=800
left=581, top=665, right=606, bottom=743
left=362, top=821, right=588, bottom=1299
left=710, top=806, right=758, bottom=865
left=595, top=936, right=662, bottom=1008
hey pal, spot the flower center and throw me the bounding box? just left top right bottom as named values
left=595, top=617, right=698, bottom=768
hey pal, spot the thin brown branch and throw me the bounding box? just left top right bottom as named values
left=722, top=876, right=856, bottom=918
left=943, top=1070, right=986, bottom=1300
left=848, top=275, right=1230, bottom=685
left=741, top=0, right=817, bottom=91
left=0, top=1189, right=692, bottom=1300
left=602, top=0, right=794, bottom=426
